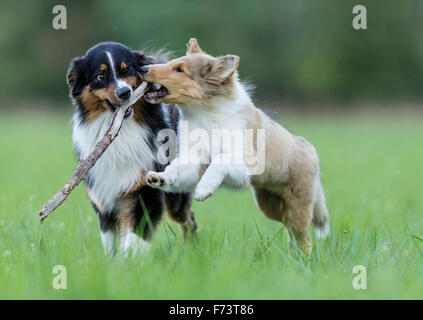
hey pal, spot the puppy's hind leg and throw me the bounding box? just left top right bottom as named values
left=252, top=186, right=313, bottom=255
left=252, top=187, right=284, bottom=222
left=281, top=184, right=314, bottom=256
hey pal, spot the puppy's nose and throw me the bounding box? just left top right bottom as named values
left=139, top=66, right=149, bottom=74
left=117, top=86, right=131, bottom=100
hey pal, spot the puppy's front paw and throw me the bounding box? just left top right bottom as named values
left=146, top=171, right=167, bottom=189
left=194, top=185, right=214, bottom=202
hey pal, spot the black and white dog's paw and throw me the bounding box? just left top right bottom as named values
left=146, top=171, right=167, bottom=189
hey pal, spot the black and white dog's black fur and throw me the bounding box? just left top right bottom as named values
left=67, top=42, right=197, bottom=257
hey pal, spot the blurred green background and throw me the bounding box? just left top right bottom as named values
left=1, top=0, right=423, bottom=107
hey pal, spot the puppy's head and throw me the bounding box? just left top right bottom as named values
left=67, top=42, right=154, bottom=122
left=141, top=38, right=239, bottom=106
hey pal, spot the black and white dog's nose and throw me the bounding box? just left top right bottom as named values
left=117, top=86, right=131, bottom=100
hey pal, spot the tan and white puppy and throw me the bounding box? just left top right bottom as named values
left=141, top=38, right=330, bottom=253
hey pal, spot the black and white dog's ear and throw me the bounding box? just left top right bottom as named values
left=67, top=56, right=85, bottom=97
left=132, top=51, right=156, bottom=70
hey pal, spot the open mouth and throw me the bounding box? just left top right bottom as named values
left=145, top=83, right=169, bottom=101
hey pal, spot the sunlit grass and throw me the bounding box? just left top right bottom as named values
left=0, top=110, right=422, bottom=299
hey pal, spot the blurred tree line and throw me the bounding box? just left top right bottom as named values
left=1, top=0, right=422, bottom=106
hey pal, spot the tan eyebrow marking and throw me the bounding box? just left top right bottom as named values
left=99, top=64, right=107, bottom=71
left=120, top=61, right=127, bottom=69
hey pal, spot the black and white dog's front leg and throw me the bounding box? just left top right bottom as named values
left=146, top=156, right=202, bottom=193
left=88, top=189, right=118, bottom=258
left=194, top=153, right=250, bottom=201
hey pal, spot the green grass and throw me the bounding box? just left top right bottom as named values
left=0, top=110, right=422, bottom=299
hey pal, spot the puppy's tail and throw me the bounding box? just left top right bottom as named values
left=312, top=179, right=330, bottom=239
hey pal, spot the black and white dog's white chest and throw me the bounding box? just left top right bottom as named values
left=72, top=111, right=157, bottom=213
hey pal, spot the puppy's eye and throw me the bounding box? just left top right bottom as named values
left=96, top=74, right=105, bottom=82
left=121, top=67, right=129, bottom=74
left=174, top=67, right=184, bottom=73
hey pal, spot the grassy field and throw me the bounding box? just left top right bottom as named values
left=0, top=110, right=422, bottom=299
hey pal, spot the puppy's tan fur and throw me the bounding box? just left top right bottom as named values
left=144, top=39, right=330, bottom=253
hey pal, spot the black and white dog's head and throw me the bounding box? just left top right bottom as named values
left=67, top=42, right=155, bottom=122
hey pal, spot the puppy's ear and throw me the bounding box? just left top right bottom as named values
left=186, top=38, right=203, bottom=55
left=132, top=51, right=155, bottom=70
left=67, top=57, right=86, bottom=97
left=208, top=55, right=239, bottom=81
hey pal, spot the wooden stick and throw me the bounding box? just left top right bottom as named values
left=39, top=82, right=148, bottom=223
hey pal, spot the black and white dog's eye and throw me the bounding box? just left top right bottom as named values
left=96, top=74, right=105, bottom=82
left=121, top=67, right=129, bottom=74
left=175, top=67, right=184, bottom=73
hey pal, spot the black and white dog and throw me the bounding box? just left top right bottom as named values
left=67, top=42, right=197, bottom=257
